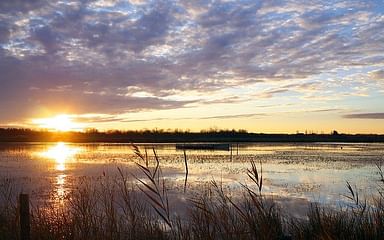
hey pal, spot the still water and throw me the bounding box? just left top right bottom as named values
left=0, top=142, right=383, bottom=214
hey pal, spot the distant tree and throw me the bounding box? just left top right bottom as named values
left=85, top=128, right=99, bottom=134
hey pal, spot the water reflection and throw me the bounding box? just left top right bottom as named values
left=40, top=142, right=80, bottom=171
left=4, top=142, right=381, bottom=209
left=39, top=142, right=80, bottom=204
left=56, top=174, right=66, bottom=202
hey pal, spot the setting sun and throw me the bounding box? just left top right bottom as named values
left=32, top=114, right=83, bottom=132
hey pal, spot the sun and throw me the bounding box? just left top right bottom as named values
left=32, top=114, right=83, bottom=131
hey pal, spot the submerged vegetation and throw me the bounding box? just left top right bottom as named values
left=0, top=147, right=383, bottom=239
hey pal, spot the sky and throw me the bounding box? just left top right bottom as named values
left=0, top=0, right=383, bottom=133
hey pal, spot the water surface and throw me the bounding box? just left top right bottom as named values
left=1, top=142, right=383, bottom=215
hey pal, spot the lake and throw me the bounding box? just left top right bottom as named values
left=0, top=142, right=383, bottom=217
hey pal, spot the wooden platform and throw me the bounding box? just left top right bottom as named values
left=176, top=143, right=230, bottom=151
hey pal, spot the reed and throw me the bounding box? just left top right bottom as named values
left=0, top=178, right=18, bottom=240
left=132, top=145, right=172, bottom=230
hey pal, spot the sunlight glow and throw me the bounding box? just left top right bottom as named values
left=40, top=142, right=80, bottom=171
left=32, top=114, right=83, bottom=131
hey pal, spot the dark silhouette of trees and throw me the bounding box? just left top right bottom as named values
left=0, top=128, right=383, bottom=143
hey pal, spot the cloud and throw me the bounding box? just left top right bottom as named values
left=0, top=0, right=47, bottom=13
left=369, top=70, right=384, bottom=80
left=254, top=81, right=322, bottom=98
left=78, top=108, right=339, bottom=125
left=0, top=23, right=10, bottom=43
left=31, top=25, right=60, bottom=53
left=343, top=113, right=384, bottom=119
left=116, top=112, right=267, bottom=123
left=200, top=113, right=267, bottom=120
left=0, top=0, right=383, bottom=123
left=310, top=108, right=341, bottom=113
left=74, top=114, right=127, bottom=124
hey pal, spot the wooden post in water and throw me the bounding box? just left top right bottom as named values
left=230, top=143, right=233, bottom=162
left=19, top=193, right=30, bottom=240
left=237, top=143, right=239, bottom=156
left=183, top=149, right=189, bottom=193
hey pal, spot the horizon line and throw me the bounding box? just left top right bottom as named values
left=1, top=127, right=383, bottom=136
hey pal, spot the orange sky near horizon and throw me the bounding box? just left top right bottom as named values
left=0, top=1, right=383, bottom=134
left=24, top=112, right=384, bottom=134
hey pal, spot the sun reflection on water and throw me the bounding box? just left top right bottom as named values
left=39, top=142, right=81, bottom=205
left=40, top=142, right=80, bottom=171
left=56, top=174, right=66, bottom=203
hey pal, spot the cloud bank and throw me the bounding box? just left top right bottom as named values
left=343, top=113, right=384, bottom=119
left=0, top=0, right=383, bottom=124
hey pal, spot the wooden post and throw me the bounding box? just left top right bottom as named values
left=230, top=144, right=233, bottom=162
left=19, top=193, right=30, bottom=240
left=237, top=143, right=239, bottom=156
left=183, top=150, right=188, bottom=193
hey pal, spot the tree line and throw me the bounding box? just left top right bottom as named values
left=0, top=128, right=383, bottom=143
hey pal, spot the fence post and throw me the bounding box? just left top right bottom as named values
left=19, top=193, right=30, bottom=240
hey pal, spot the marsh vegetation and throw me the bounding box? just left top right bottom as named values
left=0, top=143, right=383, bottom=239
